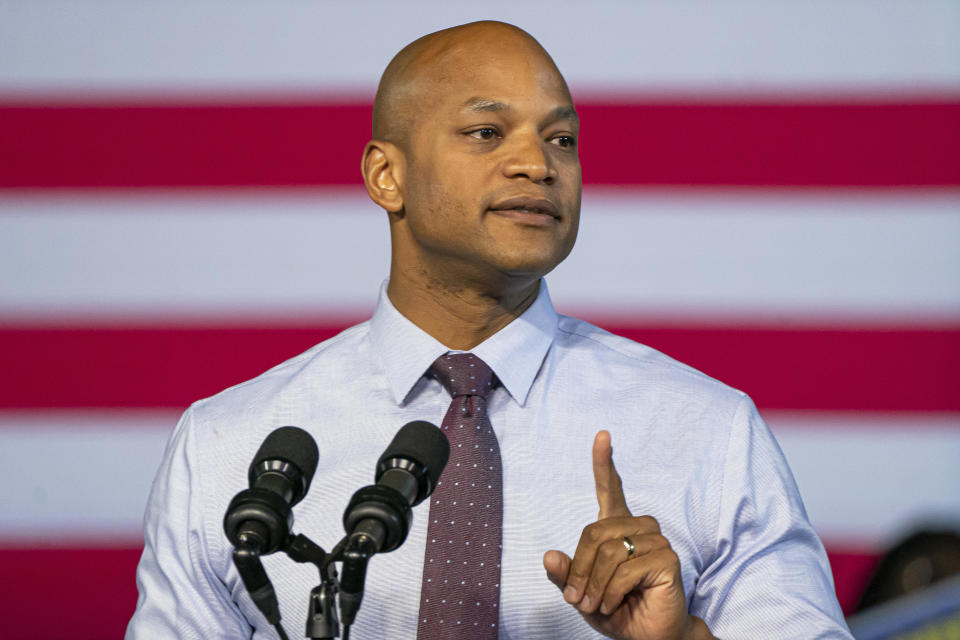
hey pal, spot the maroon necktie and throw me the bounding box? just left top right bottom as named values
left=417, top=353, right=503, bottom=639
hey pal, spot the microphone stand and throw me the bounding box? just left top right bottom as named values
left=233, top=528, right=376, bottom=639
left=283, top=533, right=343, bottom=639
left=310, top=532, right=375, bottom=640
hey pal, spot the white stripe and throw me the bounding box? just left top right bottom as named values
left=1, top=410, right=956, bottom=546
left=0, top=189, right=390, bottom=319
left=2, top=189, right=958, bottom=320
left=553, top=189, right=960, bottom=320
left=1, top=1, right=957, bottom=94
left=770, top=413, right=960, bottom=546
left=0, top=410, right=176, bottom=543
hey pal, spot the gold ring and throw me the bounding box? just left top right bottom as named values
left=622, top=536, right=635, bottom=558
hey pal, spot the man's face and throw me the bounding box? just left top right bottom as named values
left=394, top=39, right=582, bottom=287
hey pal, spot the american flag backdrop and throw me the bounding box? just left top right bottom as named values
left=1, top=2, right=958, bottom=638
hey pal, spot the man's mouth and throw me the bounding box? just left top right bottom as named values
left=488, top=197, right=560, bottom=220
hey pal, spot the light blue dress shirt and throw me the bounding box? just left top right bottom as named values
left=127, top=281, right=852, bottom=638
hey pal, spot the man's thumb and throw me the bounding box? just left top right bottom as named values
left=543, top=550, right=572, bottom=591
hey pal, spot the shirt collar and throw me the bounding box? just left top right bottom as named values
left=369, top=279, right=558, bottom=407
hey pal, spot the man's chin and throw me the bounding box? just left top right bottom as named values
left=490, top=252, right=567, bottom=283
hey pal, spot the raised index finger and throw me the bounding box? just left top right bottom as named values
left=593, top=430, right=631, bottom=519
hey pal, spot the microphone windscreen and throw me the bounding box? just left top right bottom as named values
left=250, top=425, right=320, bottom=486
left=377, top=420, right=449, bottom=489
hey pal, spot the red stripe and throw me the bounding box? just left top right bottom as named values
left=826, top=547, right=881, bottom=615
left=1, top=323, right=956, bottom=410
left=0, top=324, right=351, bottom=409
left=0, top=544, right=875, bottom=637
left=0, top=546, right=142, bottom=639
left=2, top=98, right=957, bottom=188
left=579, top=101, right=960, bottom=187
left=0, top=102, right=371, bottom=188
left=608, top=324, right=960, bottom=413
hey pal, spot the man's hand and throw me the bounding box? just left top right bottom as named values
left=542, top=431, right=714, bottom=640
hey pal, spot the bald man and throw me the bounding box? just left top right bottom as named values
left=128, top=22, right=852, bottom=639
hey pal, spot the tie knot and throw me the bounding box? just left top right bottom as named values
left=429, top=353, right=496, bottom=399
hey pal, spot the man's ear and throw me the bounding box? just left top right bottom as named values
left=361, top=140, right=405, bottom=214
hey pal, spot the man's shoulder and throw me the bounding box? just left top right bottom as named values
left=189, top=319, right=374, bottom=423
left=554, top=313, right=747, bottom=406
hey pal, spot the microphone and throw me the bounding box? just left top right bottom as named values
left=343, top=420, right=449, bottom=552
left=339, top=420, right=449, bottom=626
left=224, top=426, right=320, bottom=554
left=223, top=426, right=319, bottom=632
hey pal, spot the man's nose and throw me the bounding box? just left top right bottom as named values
left=502, top=133, right=557, bottom=184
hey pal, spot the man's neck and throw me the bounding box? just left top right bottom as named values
left=386, top=268, right=540, bottom=350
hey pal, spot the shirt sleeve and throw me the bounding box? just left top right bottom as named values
left=126, top=407, right=253, bottom=639
left=690, top=396, right=854, bottom=639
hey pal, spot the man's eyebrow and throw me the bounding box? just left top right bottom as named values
left=461, top=98, right=579, bottom=124
left=545, top=105, right=579, bottom=126
left=463, top=97, right=511, bottom=112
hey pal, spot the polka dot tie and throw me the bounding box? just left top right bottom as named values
left=417, top=353, right=502, bottom=639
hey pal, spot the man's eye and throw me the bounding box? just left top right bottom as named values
left=552, top=135, right=575, bottom=148
left=469, top=128, right=498, bottom=140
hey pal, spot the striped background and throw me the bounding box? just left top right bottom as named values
left=1, top=2, right=958, bottom=637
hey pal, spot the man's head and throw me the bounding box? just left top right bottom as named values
left=362, top=21, right=581, bottom=294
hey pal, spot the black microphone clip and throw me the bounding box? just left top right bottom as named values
left=224, top=485, right=294, bottom=555
left=342, top=483, right=413, bottom=554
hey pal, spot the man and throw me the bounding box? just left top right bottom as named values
left=128, top=21, right=852, bottom=639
